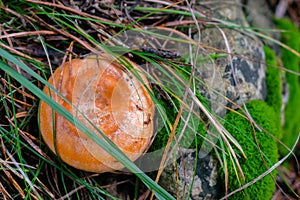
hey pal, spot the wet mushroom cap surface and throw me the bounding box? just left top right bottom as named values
left=39, top=54, right=155, bottom=173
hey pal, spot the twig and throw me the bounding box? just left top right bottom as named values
left=0, top=30, right=55, bottom=39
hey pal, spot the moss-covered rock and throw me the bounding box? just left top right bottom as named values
left=264, top=45, right=282, bottom=117
left=223, top=100, right=281, bottom=200
left=274, top=18, right=300, bottom=155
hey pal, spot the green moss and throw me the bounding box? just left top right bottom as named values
left=264, top=46, right=282, bottom=116
left=274, top=18, right=300, bottom=154
left=224, top=100, right=280, bottom=200
left=149, top=90, right=207, bottom=152
left=149, top=62, right=210, bottom=151
left=149, top=90, right=178, bottom=151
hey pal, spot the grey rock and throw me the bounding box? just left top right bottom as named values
left=194, top=0, right=267, bottom=114
left=243, top=0, right=281, bottom=54
left=159, top=148, right=220, bottom=200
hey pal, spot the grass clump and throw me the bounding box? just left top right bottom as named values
left=223, top=100, right=280, bottom=200
left=274, top=18, right=300, bottom=154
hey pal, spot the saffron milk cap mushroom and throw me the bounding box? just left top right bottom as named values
left=39, top=54, right=155, bottom=173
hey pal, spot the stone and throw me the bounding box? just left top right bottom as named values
left=194, top=0, right=267, bottom=115
left=159, top=148, right=220, bottom=200
left=159, top=0, right=270, bottom=199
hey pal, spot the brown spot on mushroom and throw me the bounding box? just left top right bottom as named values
left=143, top=113, right=152, bottom=125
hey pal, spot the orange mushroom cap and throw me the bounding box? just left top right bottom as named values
left=39, top=54, right=154, bottom=173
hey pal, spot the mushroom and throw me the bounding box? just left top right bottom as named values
left=39, top=54, right=155, bottom=173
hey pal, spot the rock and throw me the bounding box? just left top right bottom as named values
left=194, top=0, right=267, bottom=115
left=243, top=0, right=281, bottom=54
left=159, top=0, right=269, bottom=199
left=159, top=148, right=220, bottom=200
